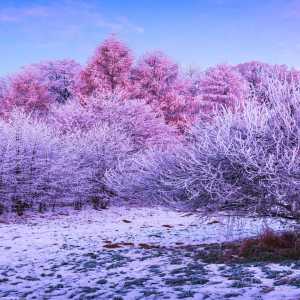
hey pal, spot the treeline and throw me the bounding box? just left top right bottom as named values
left=1, top=36, right=300, bottom=219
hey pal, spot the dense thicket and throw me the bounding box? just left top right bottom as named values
left=106, top=76, right=300, bottom=219
left=1, top=35, right=300, bottom=219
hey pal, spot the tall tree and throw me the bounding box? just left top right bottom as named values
left=131, top=51, right=196, bottom=130
left=78, top=36, right=133, bottom=99
left=199, top=64, right=248, bottom=114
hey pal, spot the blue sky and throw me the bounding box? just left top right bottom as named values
left=1, top=0, right=300, bottom=76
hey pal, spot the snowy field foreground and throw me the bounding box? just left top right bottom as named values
left=0, top=206, right=300, bottom=300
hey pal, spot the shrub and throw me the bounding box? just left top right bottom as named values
left=106, top=77, right=300, bottom=219
left=49, top=99, right=95, bottom=133
left=50, top=94, right=178, bottom=152
left=0, top=110, right=135, bottom=214
left=194, top=229, right=300, bottom=263
left=105, top=145, right=187, bottom=206
left=236, top=61, right=300, bottom=103
left=62, top=123, right=134, bottom=209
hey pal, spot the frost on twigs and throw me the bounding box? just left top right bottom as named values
left=106, top=78, right=300, bottom=220
left=0, top=110, right=62, bottom=215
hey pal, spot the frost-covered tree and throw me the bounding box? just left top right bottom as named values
left=6, top=60, right=80, bottom=116
left=63, top=124, right=134, bottom=209
left=236, top=61, right=271, bottom=90
left=198, top=64, right=248, bottom=115
left=131, top=51, right=196, bottom=130
left=36, top=60, right=81, bottom=104
left=0, top=109, right=137, bottom=214
left=0, top=111, right=65, bottom=215
left=0, top=78, right=9, bottom=116
left=0, top=78, right=7, bottom=101
left=78, top=36, right=133, bottom=99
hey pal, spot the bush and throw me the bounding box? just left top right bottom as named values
left=194, top=229, right=300, bottom=263
left=236, top=61, right=300, bottom=104
left=62, top=123, right=134, bottom=209
left=0, top=110, right=135, bottom=214
left=106, top=77, right=300, bottom=219
left=50, top=94, right=179, bottom=152
left=105, top=144, right=191, bottom=207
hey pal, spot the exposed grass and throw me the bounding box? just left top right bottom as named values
left=239, top=229, right=300, bottom=261
left=194, top=229, right=300, bottom=263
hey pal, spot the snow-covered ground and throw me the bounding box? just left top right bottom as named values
left=0, top=206, right=300, bottom=299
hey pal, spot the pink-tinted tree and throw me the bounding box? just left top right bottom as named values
left=7, top=69, right=49, bottom=116
left=199, top=64, right=248, bottom=114
left=78, top=36, right=133, bottom=100
left=6, top=60, right=80, bottom=116
left=131, top=51, right=197, bottom=131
